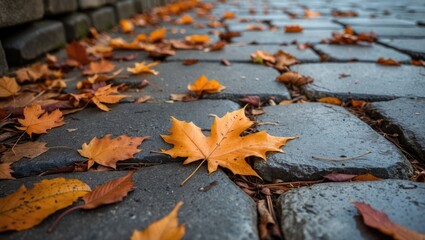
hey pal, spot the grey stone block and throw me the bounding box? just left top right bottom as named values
left=336, top=18, right=416, bottom=27
left=61, top=13, right=91, bottom=41
left=368, top=98, right=425, bottom=162
left=0, top=0, right=44, bottom=28
left=0, top=41, right=8, bottom=75
left=379, top=39, right=425, bottom=60
left=353, top=26, right=425, bottom=38
left=86, top=6, right=117, bottom=32
left=278, top=180, right=425, bottom=240
left=299, top=63, right=425, bottom=101
left=314, top=43, right=411, bottom=62
left=43, top=0, right=78, bottom=15
left=253, top=103, right=413, bottom=181
left=2, top=20, right=66, bottom=66
left=78, top=0, right=105, bottom=9
left=114, top=0, right=136, bottom=19
left=12, top=100, right=240, bottom=177
left=1, top=165, right=258, bottom=240
left=233, top=30, right=334, bottom=44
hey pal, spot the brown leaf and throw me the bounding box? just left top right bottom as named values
left=351, top=99, right=367, bottom=108
left=251, top=50, right=275, bottom=64
left=304, top=9, right=321, bottom=18
left=0, top=178, right=91, bottom=232
left=273, top=50, right=298, bottom=70
left=187, top=75, right=225, bottom=96
left=83, top=60, right=116, bottom=75
left=135, top=95, right=152, bottom=103
left=219, top=31, right=241, bottom=42
left=284, top=25, right=304, bottom=33
left=276, top=71, right=314, bottom=86
left=257, top=199, right=280, bottom=240
left=0, top=163, right=13, bottom=179
left=247, top=25, right=265, bottom=31
left=161, top=108, right=296, bottom=178
left=411, top=60, right=425, bottom=67
left=169, top=93, right=198, bottom=102
left=182, top=59, right=199, bottom=65
left=82, top=171, right=135, bottom=209
left=78, top=134, right=148, bottom=169
left=221, top=59, right=231, bottom=66
left=209, top=41, right=226, bottom=51
left=66, top=40, right=90, bottom=65
left=0, top=77, right=20, bottom=98
left=354, top=202, right=425, bottom=240
left=323, top=173, right=357, bottom=182
left=353, top=173, right=382, bottom=181
left=15, top=62, right=53, bottom=83
left=1, top=142, right=48, bottom=163
left=131, top=202, right=185, bottom=240
left=331, top=10, right=358, bottom=17
left=240, top=95, right=261, bottom=107
left=16, top=104, right=65, bottom=137
left=376, top=58, right=401, bottom=66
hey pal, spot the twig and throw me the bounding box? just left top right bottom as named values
left=180, top=159, right=206, bottom=187
left=312, top=150, right=372, bottom=161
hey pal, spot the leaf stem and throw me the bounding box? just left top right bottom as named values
left=11, top=131, right=26, bottom=154
left=180, top=159, right=207, bottom=187
left=47, top=205, right=83, bottom=233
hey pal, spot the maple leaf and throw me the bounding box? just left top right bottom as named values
left=120, top=19, right=134, bottom=33
left=131, top=202, right=185, bottom=240
left=149, top=27, right=167, bottom=43
left=354, top=202, right=425, bottom=240
left=284, top=25, right=304, bottom=33
left=15, top=62, right=52, bottom=83
left=47, top=171, right=135, bottom=232
left=83, top=60, right=116, bottom=75
left=0, top=178, right=91, bottom=232
left=177, top=14, right=193, bottom=24
left=0, top=76, right=20, bottom=97
left=16, top=104, right=65, bottom=137
left=1, top=141, right=48, bottom=163
left=127, top=61, right=160, bottom=75
left=66, top=40, right=90, bottom=65
left=187, top=75, right=226, bottom=96
left=92, top=84, right=129, bottom=111
left=78, top=134, right=148, bottom=169
left=161, top=108, right=296, bottom=181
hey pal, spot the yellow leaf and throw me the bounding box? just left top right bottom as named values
left=149, top=28, right=167, bottom=43
left=120, top=19, right=134, bottom=33
left=16, top=104, right=65, bottom=137
left=161, top=108, right=296, bottom=177
left=0, top=178, right=91, bottom=232
left=318, top=97, right=342, bottom=106
left=127, top=61, right=159, bottom=75
left=185, top=35, right=210, bottom=44
left=0, top=76, right=20, bottom=97
left=78, top=134, right=148, bottom=169
left=187, top=75, right=225, bottom=96
left=92, top=84, right=129, bottom=111
left=131, top=202, right=185, bottom=240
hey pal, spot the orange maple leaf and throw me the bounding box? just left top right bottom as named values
left=222, top=12, right=235, bottom=19
left=149, top=28, right=167, bottom=43
left=161, top=108, right=296, bottom=182
left=177, top=14, right=193, bottom=24
left=187, top=75, right=225, bottom=96
left=0, top=178, right=90, bottom=232
left=131, top=202, right=185, bottom=240
left=127, top=61, right=159, bottom=75
left=92, top=84, right=129, bottom=111
left=83, top=60, right=116, bottom=75
left=120, top=19, right=134, bottom=33
left=16, top=104, right=65, bottom=137
left=0, top=76, right=20, bottom=97
left=78, top=134, right=148, bottom=169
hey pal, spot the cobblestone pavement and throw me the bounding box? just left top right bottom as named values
left=1, top=0, right=425, bottom=239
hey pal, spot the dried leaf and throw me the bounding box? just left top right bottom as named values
left=276, top=71, right=313, bottom=86
left=354, top=202, right=425, bottom=240
left=353, top=173, right=382, bottom=181
left=0, top=77, right=20, bottom=97
left=411, top=60, right=425, bottom=67
left=82, top=171, right=135, bottom=209
left=149, top=28, right=167, bottom=43
left=16, top=104, right=65, bottom=137
left=257, top=200, right=279, bottom=240
left=127, top=62, right=159, bottom=75
left=209, top=41, right=226, bottom=51
left=177, top=15, right=193, bottom=25
left=304, top=9, right=321, bottom=18
left=0, top=178, right=91, bottom=232
left=131, top=202, right=185, bottom=240
left=222, top=12, right=235, bottom=20
left=187, top=75, right=225, bottom=96
left=239, top=95, right=261, bottom=107
left=0, top=163, right=13, bottom=179
left=86, top=69, right=123, bottom=84
left=15, top=62, right=52, bottom=83
left=135, top=95, right=152, bottom=103
left=182, top=59, right=199, bottom=65
left=247, top=25, right=265, bottom=31
left=78, top=134, right=148, bottom=169
left=351, top=99, right=367, bottom=108
left=273, top=50, right=298, bottom=69
left=1, top=142, right=48, bottom=163
left=169, top=93, right=198, bottom=102
left=161, top=108, right=296, bottom=177
left=66, top=40, right=90, bottom=65
left=185, top=35, right=210, bottom=44
left=251, top=50, right=275, bottom=64
left=323, top=173, right=357, bottom=182
left=92, top=84, right=129, bottom=111
left=221, top=59, right=231, bottom=66
left=332, top=10, right=358, bottom=17
left=318, top=97, right=342, bottom=105
left=83, top=60, right=116, bottom=75
left=376, top=58, right=401, bottom=66
left=120, top=19, right=134, bottom=33
left=284, top=25, right=304, bottom=33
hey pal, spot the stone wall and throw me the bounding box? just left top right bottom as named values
left=0, top=0, right=168, bottom=74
